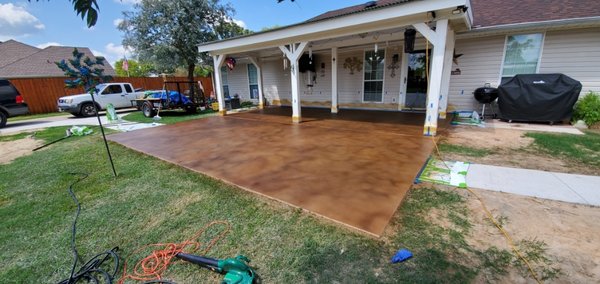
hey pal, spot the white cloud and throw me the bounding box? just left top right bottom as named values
left=0, top=3, right=45, bottom=40
left=232, top=19, right=246, bottom=28
left=36, top=42, right=62, bottom=49
left=113, top=18, right=124, bottom=27
left=98, top=43, right=133, bottom=66
left=91, top=49, right=107, bottom=58
left=114, top=0, right=140, bottom=5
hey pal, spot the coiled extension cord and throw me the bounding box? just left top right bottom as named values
left=57, top=173, right=120, bottom=284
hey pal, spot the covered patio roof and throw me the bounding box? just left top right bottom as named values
left=198, top=0, right=471, bottom=55
left=199, top=0, right=472, bottom=136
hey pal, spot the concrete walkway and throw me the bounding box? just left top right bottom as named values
left=0, top=109, right=137, bottom=135
left=467, top=164, right=600, bottom=206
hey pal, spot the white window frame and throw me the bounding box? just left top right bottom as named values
left=362, top=48, right=386, bottom=103
left=247, top=63, right=259, bottom=100
left=498, top=32, right=545, bottom=84
left=220, top=66, right=230, bottom=97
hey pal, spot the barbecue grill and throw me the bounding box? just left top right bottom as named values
left=473, top=85, right=498, bottom=120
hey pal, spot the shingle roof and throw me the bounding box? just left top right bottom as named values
left=0, top=44, right=116, bottom=78
left=470, top=0, right=600, bottom=28
left=307, top=0, right=412, bottom=23
left=0, top=40, right=41, bottom=68
left=308, top=0, right=600, bottom=28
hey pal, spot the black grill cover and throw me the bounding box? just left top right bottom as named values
left=498, top=74, right=582, bottom=122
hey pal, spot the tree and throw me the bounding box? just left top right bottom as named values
left=30, top=0, right=99, bottom=27
left=55, top=48, right=117, bottom=176
left=119, top=0, right=250, bottom=88
left=114, top=59, right=156, bottom=77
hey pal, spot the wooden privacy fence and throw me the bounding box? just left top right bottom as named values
left=8, top=76, right=214, bottom=114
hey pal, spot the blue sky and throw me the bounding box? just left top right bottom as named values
left=0, top=0, right=368, bottom=66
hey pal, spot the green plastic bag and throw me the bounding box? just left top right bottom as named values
left=68, top=126, right=93, bottom=136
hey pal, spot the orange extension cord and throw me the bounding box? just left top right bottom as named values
left=118, top=221, right=231, bottom=283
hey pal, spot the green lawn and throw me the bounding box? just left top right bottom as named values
left=526, top=131, right=600, bottom=167
left=8, top=112, right=69, bottom=122
left=1, top=127, right=535, bottom=283
left=439, top=143, right=494, bottom=157
left=122, top=109, right=216, bottom=124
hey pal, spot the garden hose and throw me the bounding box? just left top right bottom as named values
left=57, top=173, right=120, bottom=284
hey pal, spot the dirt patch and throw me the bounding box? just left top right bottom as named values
left=443, top=127, right=534, bottom=149
left=440, top=127, right=600, bottom=175
left=0, top=136, right=43, bottom=165
left=463, top=188, right=600, bottom=283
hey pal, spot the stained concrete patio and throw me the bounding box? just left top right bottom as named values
left=109, top=107, right=444, bottom=236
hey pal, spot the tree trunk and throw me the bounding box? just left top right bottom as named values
left=187, top=63, right=195, bottom=97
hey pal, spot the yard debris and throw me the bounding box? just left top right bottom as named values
left=33, top=126, right=93, bottom=151
left=391, top=249, right=413, bottom=263
left=451, top=111, right=485, bottom=127
left=416, top=157, right=470, bottom=188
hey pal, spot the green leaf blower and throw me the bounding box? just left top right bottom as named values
left=175, top=253, right=257, bottom=284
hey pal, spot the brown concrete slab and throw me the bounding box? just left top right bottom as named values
left=109, top=107, right=442, bottom=236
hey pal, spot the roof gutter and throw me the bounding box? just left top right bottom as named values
left=458, top=16, right=600, bottom=38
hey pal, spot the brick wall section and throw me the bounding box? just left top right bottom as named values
left=9, top=76, right=214, bottom=114
left=470, top=0, right=600, bottom=28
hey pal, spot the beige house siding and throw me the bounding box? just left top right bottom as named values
left=262, top=59, right=290, bottom=104
left=539, top=28, right=600, bottom=94
left=448, top=35, right=506, bottom=111
left=222, top=62, right=250, bottom=101
left=449, top=27, right=600, bottom=111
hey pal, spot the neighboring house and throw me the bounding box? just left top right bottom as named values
left=198, top=0, right=600, bottom=135
left=0, top=40, right=116, bottom=78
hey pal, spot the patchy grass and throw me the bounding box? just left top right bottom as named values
left=526, top=131, right=600, bottom=167
left=122, top=109, right=216, bottom=124
left=0, top=126, right=111, bottom=143
left=8, top=112, right=69, bottom=122
left=439, top=143, right=494, bottom=157
left=0, top=128, right=557, bottom=283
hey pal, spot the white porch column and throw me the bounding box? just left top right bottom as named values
left=439, top=27, right=455, bottom=119
left=398, top=45, right=409, bottom=111
left=279, top=42, right=309, bottom=123
left=413, top=19, right=448, bottom=136
left=331, top=47, right=338, bottom=113
left=213, top=54, right=227, bottom=116
left=248, top=57, right=264, bottom=109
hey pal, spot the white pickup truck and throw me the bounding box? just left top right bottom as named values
left=57, top=83, right=144, bottom=117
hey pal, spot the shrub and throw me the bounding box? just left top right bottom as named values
left=240, top=101, right=255, bottom=108
left=573, top=91, right=600, bottom=126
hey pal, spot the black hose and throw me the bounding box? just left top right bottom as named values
left=57, top=173, right=120, bottom=284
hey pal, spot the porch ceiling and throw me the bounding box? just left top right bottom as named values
left=199, top=0, right=470, bottom=56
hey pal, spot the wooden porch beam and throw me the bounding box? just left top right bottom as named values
left=331, top=47, right=338, bottom=113
left=212, top=54, right=227, bottom=116
left=415, top=19, right=448, bottom=136
left=439, top=27, right=455, bottom=118
left=279, top=42, right=309, bottom=123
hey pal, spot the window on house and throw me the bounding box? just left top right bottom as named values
left=220, top=66, right=230, bottom=97
left=247, top=64, right=259, bottom=99
left=501, top=33, right=544, bottom=82
left=363, top=49, right=385, bottom=102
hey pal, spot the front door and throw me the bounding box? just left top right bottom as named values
left=405, top=50, right=429, bottom=110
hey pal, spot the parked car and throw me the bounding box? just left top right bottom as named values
left=0, top=78, right=29, bottom=128
left=57, top=83, right=145, bottom=117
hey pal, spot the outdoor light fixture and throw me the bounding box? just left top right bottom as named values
left=452, top=5, right=468, bottom=14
